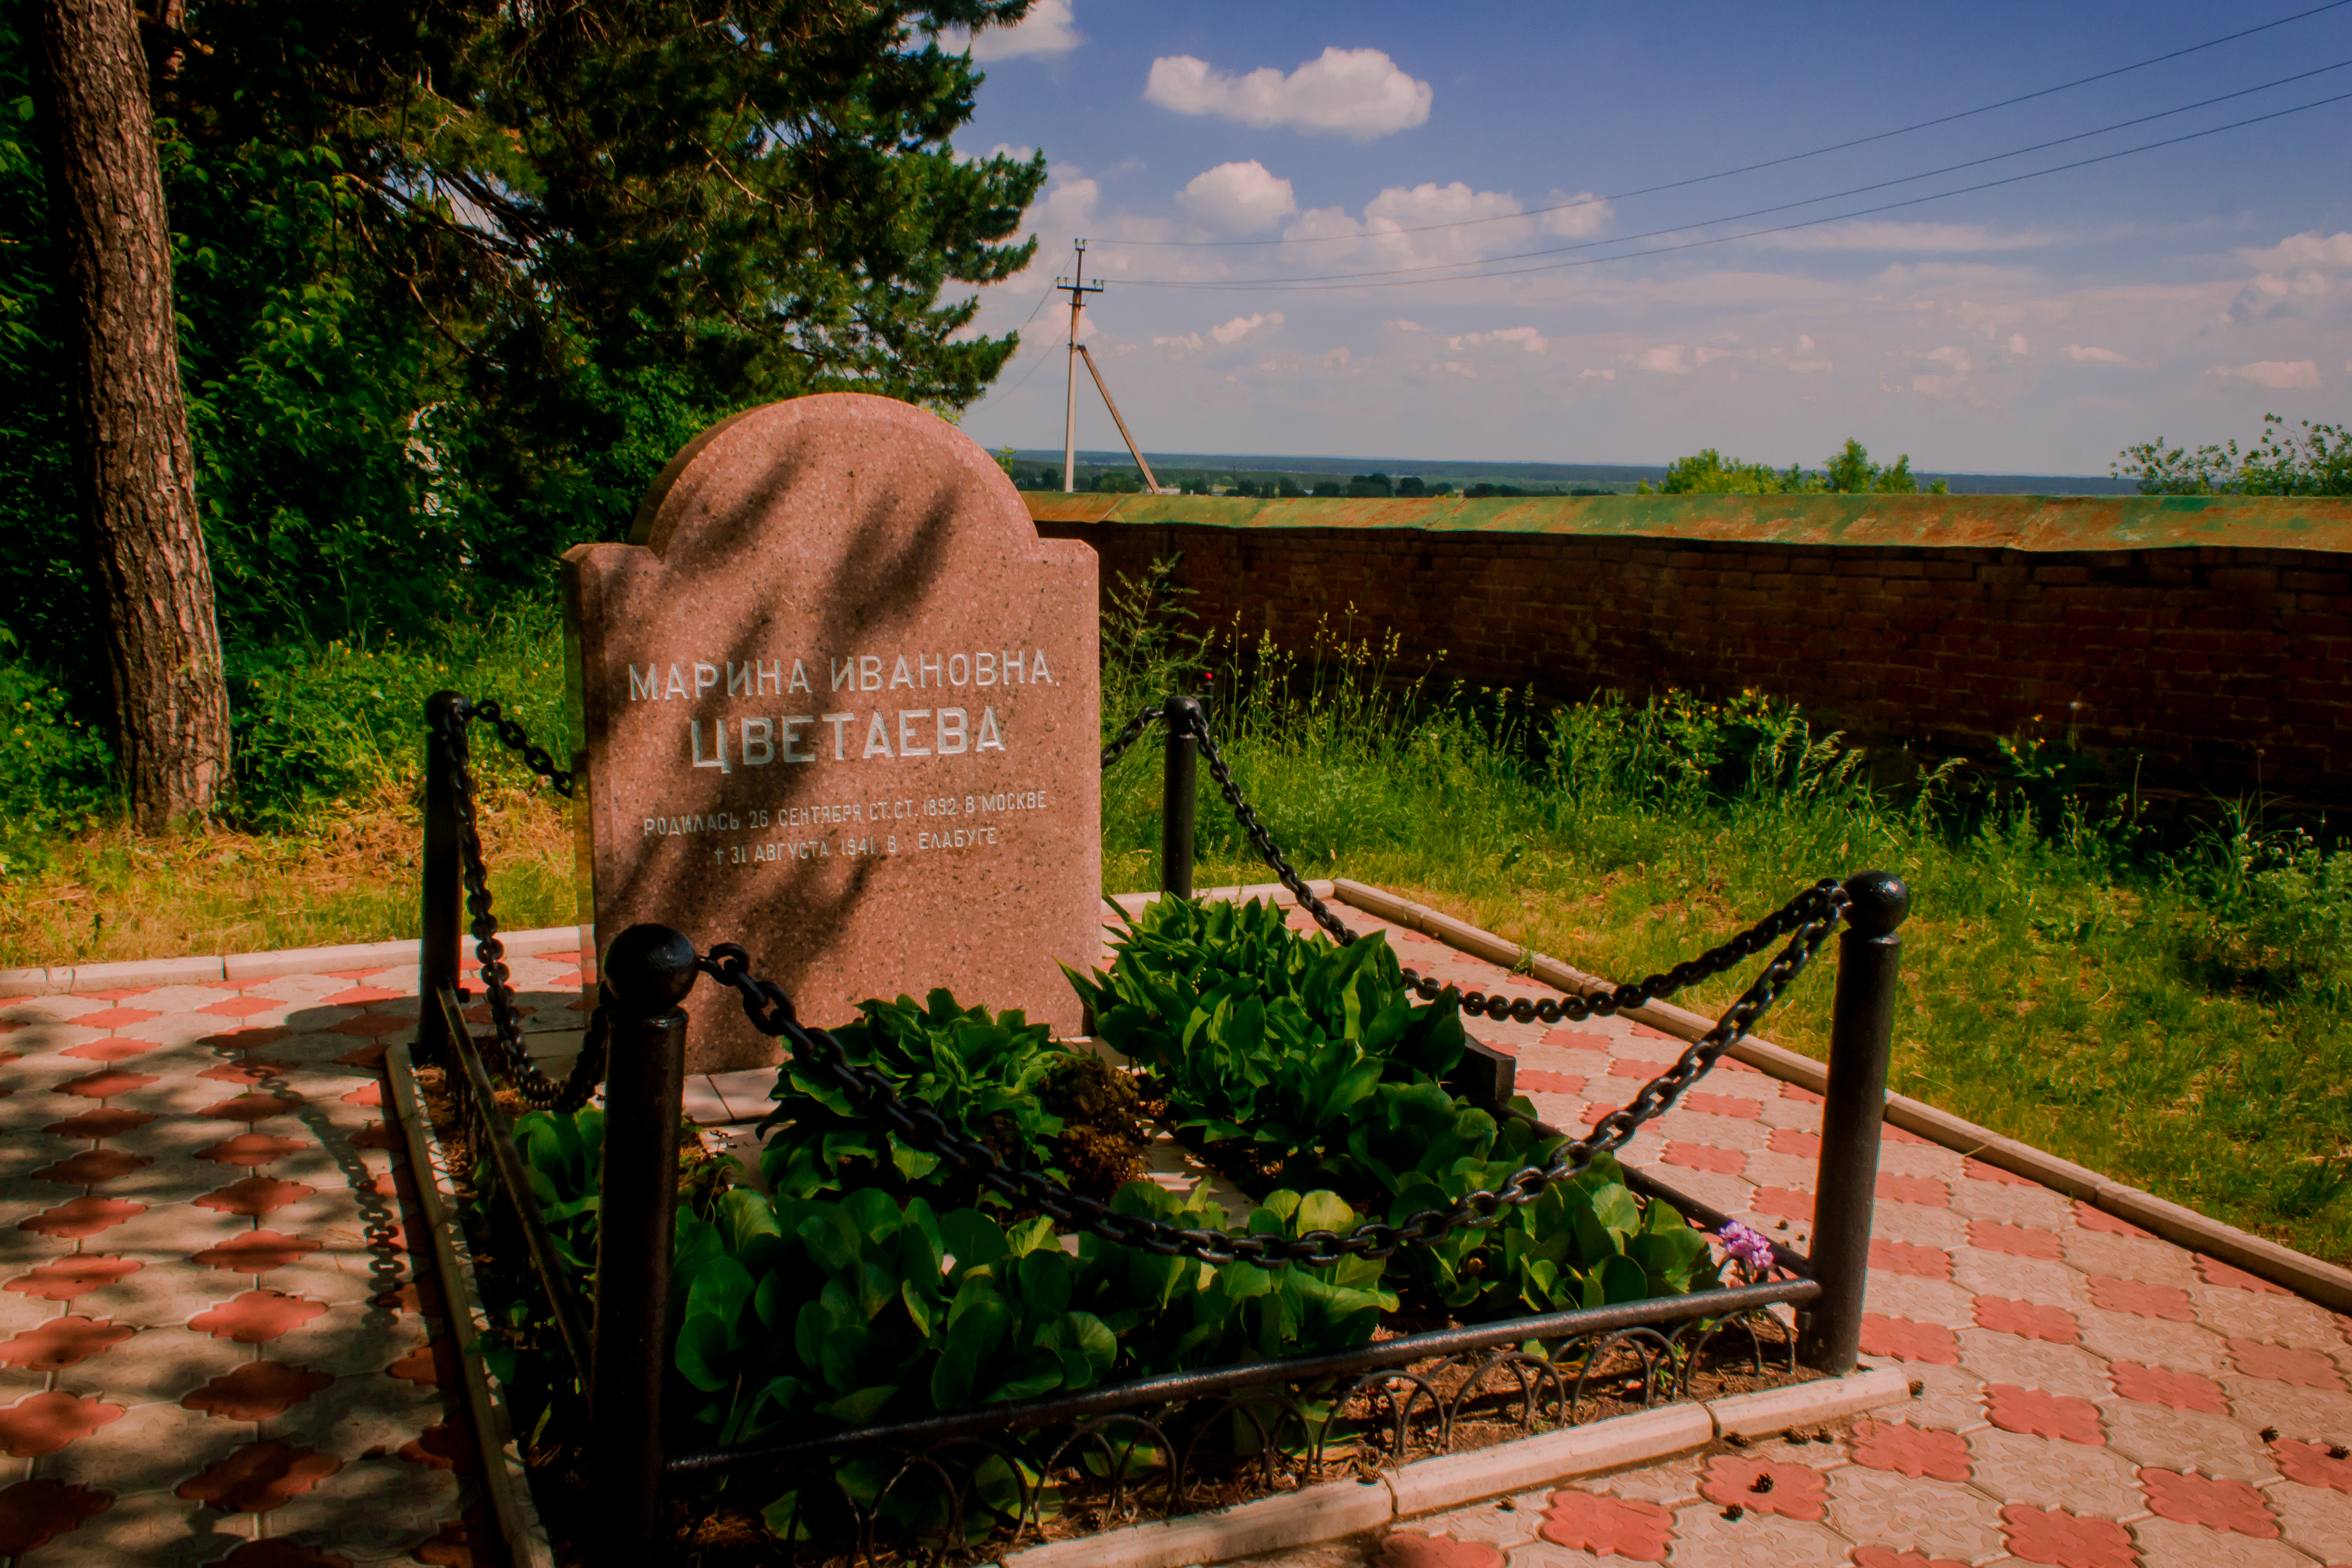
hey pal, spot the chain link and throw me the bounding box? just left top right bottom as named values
left=1100, top=706, right=1164, bottom=770
left=425, top=698, right=606, bottom=1111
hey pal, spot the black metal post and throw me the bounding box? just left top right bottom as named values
left=588, top=924, right=694, bottom=1565
left=1160, top=695, right=1201, bottom=899
left=417, top=692, right=465, bottom=1064
left=1798, top=870, right=1910, bottom=1374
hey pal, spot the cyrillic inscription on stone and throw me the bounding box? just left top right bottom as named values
left=564, top=394, right=1100, bottom=1069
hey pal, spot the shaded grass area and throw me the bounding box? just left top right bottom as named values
left=1104, top=634, right=2352, bottom=1266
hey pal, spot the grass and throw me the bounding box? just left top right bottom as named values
left=4, top=592, right=2346, bottom=1265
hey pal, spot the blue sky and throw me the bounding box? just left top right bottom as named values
left=944, top=0, right=2352, bottom=474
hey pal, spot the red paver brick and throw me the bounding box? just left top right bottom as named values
left=2273, top=1437, right=2352, bottom=1493
left=375, top=1276, right=447, bottom=1318
left=0, top=1479, right=111, bottom=1555
left=1969, top=1221, right=2065, bottom=1259
left=1871, top=1239, right=1952, bottom=1278
left=1582, top=1103, right=1619, bottom=1128
left=2086, top=1276, right=2194, bottom=1322
left=1977, top=1297, right=2080, bottom=1344
left=199, top=1058, right=296, bottom=1085
left=67, top=990, right=150, bottom=1002
left=0, top=1317, right=133, bottom=1371
left=203, top=1026, right=290, bottom=1050
left=62, top=1008, right=158, bottom=1029
left=1370, top=1534, right=1501, bottom=1568
left=1877, top=1173, right=1950, bottom=1207
left=1768, top=1127, right=1822, bottom=1158
left=42, top=1108, right=155, bottom=1140
left=29, top=1149, right=153, bottom=1185
left=1966, top=1158, right=2037, bottom=1186
left=2227, top=1338, right=2344, bottom=1389
left=0, top=1393, right=124, bottom=1457
left=1985, top=1384, right=2105, bottom=1445
left=3, top=1256, right=141, bottom=1301
left=176, top=1441, right=342, bottom=1513
left=2139, top=1468, right=2277, bottom=1536
left=1629, top=1024, right=1679, bottom=1042
left=1683, top=1092, right=1762, bottom=1119
left=320, top=986, right=404, bottom=1008
left=186, top=1290, right=328, bottom=1344
left=183, top=1362, right=335, bottom=1421
left=1751, top=1186, right=1814, bottom=1220
left=1998, top=1504, right=2139, bottom=1568
left=386, top=1337, right=461, bottom=1389
left=2109, top=1362, right=2229, bottom=1415
left=58, top=1038, right=152, bottom=1062
left=2072, top=1202, right=2152, bottom=1238
left=202, top=1093, right=304, bottom=1124
left=1539, top=1490, right=1672, bottom=1560
left=398, top=1421, right=480, bottom=1474
left=331, top=1042, right=388, bottom=1069
left=1663, top=1142, right=1743, bottom=1175
left=194, top=1177, right=318, bottom=1217
left=349, top=1124, right=403, bottom=1150
left=196, top=1133, right=311, bottom=1167
left=1697, top=1454, right=1827, bottom=1519
left=1852, top=1551, right=1971, bottom=1568
left=412, top=1509, right=501, bottom=1568
left=1860, top=1314, right=1960, bottom=1364
left=51, top=1070, right=159, bottom=1100
left=2194, top=1256, right=2288, bottom=1293
left=1609, top=1058, right=1660, bottom=1079
left=1540, top=1029, right=1612, bottom=1051
left=18, top=1196, right=145, bottom=1239
left=1851, top=1418, right=1971, bottom=1480
left=191, top=1232, right=322, bottom=1274
left=342, top=1082, right=384, bottom=1109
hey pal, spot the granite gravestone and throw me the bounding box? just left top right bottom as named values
left=563, top=394, right=1100, bottom=1070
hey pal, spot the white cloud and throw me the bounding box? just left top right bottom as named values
left=2207, top=359, right=2322, bottom=390
left=1176, top=161, right=1297, bottom=235
left=1035, top=167, right=1098, bottom=233
left=1636, top=344, right=1690, bottom=374
left=1152, top=331, right=1205, bottom=360
left=1211, top=311, right=1284, bottom=346
left=2235, top=230, right=2352, bottom=270
left=952, top=0, right=1083, bottom=61
left=1143, top=47, right=1432, bottom=140
left=1537, top=191, right=1612, bottom=239
left=2008, top=333, right=2030, bottom=355
left=2064, top=344, right=2135, bottom=366
left=1446, top=326, right=1548, bottom=355
left=1434, top=361, right=1477, bottom=378
left=1787, top=358, right=1834, bottom=374
left=1321, top=347, right=1352, bottom=370
left=1385, top=318, right=1425, bottom=333
left=1577, top=367, right=1617, bottom=380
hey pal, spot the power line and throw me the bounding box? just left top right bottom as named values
left=1119, top=56, right=2352, bottom=289
left=1118, top=86, right=2352, bottom=293
left=1116, top=0, right=2352, bottom=249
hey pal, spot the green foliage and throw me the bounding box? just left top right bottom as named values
left=504, top=1106, right=606, bottom=1278
left=754, top=990, right=1075, bottom=1206
left=1649, top=438, right=1946, bottom=496
left=0, top=1, right=1048, bottom=705
left=1068, top=895, right=1722, bottom=1318
left=1098, top=555, right=1209, bottom=729
left=2114, top=414, right=2352, bottom=496
left=0, top=656, right=117, bottom=871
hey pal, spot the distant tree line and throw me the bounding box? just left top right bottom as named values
left=1642, top=439, right=1948, bottom=496
left=2114, top=415, right=2351, bottom=496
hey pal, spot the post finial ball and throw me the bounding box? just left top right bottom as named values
left=603, top=925, right=700, bottom=1016
left=1843, top=871, right=1910, bottom=938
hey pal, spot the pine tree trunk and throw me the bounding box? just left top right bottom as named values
left=33, top=0, right=230, bottom=831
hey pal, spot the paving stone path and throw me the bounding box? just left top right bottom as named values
left=0, top=945, right=588, bottom=1566
left=3, top=899, right=2349, bottom=1567
left=1232, top=903, right=2352, bottom=1568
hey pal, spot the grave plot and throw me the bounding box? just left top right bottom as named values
left=394, top=393, right=1914, bottom=1567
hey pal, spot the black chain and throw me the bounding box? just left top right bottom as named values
left=699, top=892, right=1837, bottom=1268
left=426, top=697, right=606, bottom=1111
left=1100, top=706, right=1164, bottom=770
left=1183, top=703, right=1836, bottom=1028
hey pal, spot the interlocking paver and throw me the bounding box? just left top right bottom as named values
left=1230, top=902, right=2352, bottom=1568
left=0, top=972, right=506, bottom=1564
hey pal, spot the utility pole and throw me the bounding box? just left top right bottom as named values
left=1058, top=240, right=1102, bottom=493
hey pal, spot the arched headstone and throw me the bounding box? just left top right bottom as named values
left=563, top=394, right=1100, bottom=1069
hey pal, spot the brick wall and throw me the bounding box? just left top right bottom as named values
left=1026, top=492, right=2352, bottom=804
